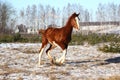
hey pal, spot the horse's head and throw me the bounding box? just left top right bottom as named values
left=71, top=12, right=80, bottom=31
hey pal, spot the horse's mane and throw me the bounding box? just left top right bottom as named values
left=65, top=13, right=77, bottom=26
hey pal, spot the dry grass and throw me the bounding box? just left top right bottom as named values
left=34, top=70, right=70, bottom=80
left=48, top=70, right=70, bottom=80
left=17, top=77, right=23, bottom=80
left=0, top=63, right=30, bottom=75
left=12, top=47, right=39, bottom=54
left=0, top=54, right=4, bottom=57
left=23, top=48, right=38, bottom=53
left=98, top=76, right=120, bottom=80
left=35, top=70, right=70, bottom=76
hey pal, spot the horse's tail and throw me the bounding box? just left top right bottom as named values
left=38, top=29, right=45, bottom=34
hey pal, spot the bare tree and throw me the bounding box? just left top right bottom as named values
left=0, top=2, right=2, bottom=28
left=89, top=11, right=93, bottom=22
left=110, top=3, right=117, bottom=21
left=20, top=9, right=25, bottom=24
left=75, top=4, right=84, bottom=22
left=66, top=3, right=71, bottom=17
left=51, top=8, right=56, bottom=24
left=96, top=3, right=106, bottom=22
left=61, top=7, right=67, bottom=26
left=117, top=4, right=120, bottom=21
left=38, top=4, right=46, bottom=29
left=45, top=5, right=51, bottom=26
left=56, top=8, right=61, bottom=26
left=0, top=2, right=15, bottom=33
left=84, top=9, right=90, bottom=22
left=26, top=5, right=31, bottom=27
left=1, top=3, right=8, bottom=33
left=31, top=4, right=37, bottom=28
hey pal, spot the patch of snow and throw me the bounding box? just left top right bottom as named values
left=0, top=43, right=120, bottom=80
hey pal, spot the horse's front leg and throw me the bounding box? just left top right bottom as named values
left=56, top=49, right=67, bottom=65
left=46, top=44, right=56, bottom=63
left=52, top=42, right=68, bottom=65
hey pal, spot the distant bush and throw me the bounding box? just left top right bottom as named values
left=0, top=33, right=120, bottom=47
left=71, top=33, right=120, bottom=53
left=0, top=34, right=14, bottom=42
left=98, top=42, right=120, bottom=53
left=0, top=33, right=41, bottom=43
left=71, top=33, right=120, bottom=45
left=70, top=34, right=86, bottom=45
left=13, top=33, right=22, bottom=42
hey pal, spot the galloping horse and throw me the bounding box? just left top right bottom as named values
left=38, top=12, right=80, bottom=65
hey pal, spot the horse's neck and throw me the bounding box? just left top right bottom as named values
left=64, top=21, right=73, bottom=35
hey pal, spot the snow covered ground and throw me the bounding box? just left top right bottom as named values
left=0, top=43, right=120, bottom=80
left=98, top=26, right=120, bottom=34
left=81, top=25, right=120, bottom=34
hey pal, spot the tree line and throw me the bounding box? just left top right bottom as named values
left=0, top=1, right=120, bottom=34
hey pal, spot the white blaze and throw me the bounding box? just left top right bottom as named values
left=75, top=17, right=80, bottom=30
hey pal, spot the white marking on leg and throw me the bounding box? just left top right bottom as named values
left=61, top=49, right=67, bottom=63
left=52, top=41, right=67, bottom=64
left=56, top=49, right=67, bottom=64
left=53, top=41, right=60, bottom=48
left=75, top=17, right=80, bottom=30
left=47, top=50, right=53, bottom=61
left=39, top=48, right=44, bottom=65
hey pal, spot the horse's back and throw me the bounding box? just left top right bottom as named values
left=46, top=27, right=62, bottom=34
left=45, top=27, right=65, bottom=42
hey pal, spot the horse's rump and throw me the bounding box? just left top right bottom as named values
left=39, top=29, right=45, bottom=34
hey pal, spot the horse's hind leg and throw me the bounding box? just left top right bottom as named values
left=46, top=44, right=56, bottom=63
left=38, top=37, right=48, bottom=65
left=39, top=45, right=46, bottom=65
left=39, top=46, right=44, bottom=65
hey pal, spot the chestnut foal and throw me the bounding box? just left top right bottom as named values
left=38, top=12, right=80, bottom=65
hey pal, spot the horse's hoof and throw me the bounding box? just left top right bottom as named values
left=55, top=61, right=63, bottom=66
left=54, top=60, right=63, bottom=66
left=51, top=58, right=55, bottom=64
left=37, top=64, right=44, bottom=68
left=38, top=61, right=44, bottom=66
left=38, top=63, right=41, bottom=67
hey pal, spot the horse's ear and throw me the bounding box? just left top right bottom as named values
left=77, top=13, right=80, bottom=16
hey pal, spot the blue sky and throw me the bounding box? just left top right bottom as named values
left=2, top=0, right=120, bottom=11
